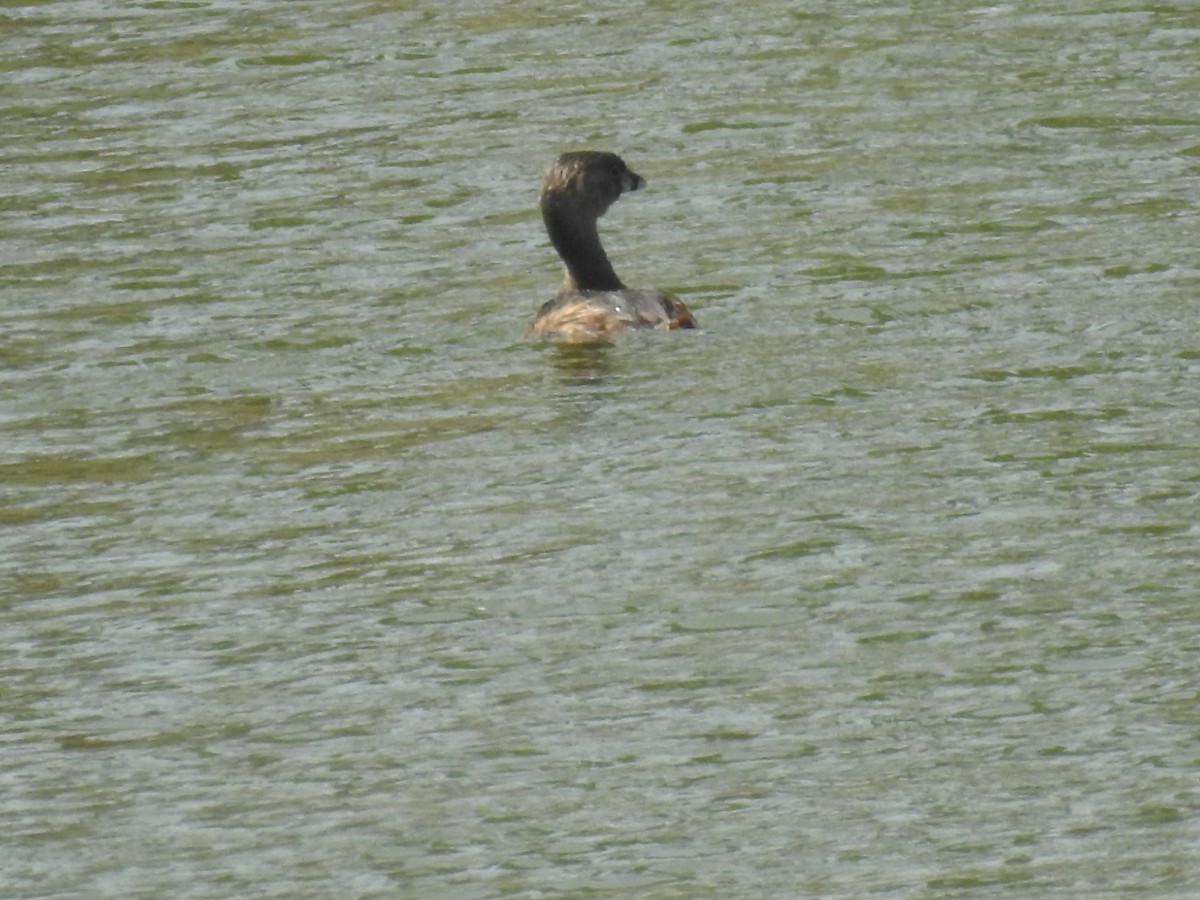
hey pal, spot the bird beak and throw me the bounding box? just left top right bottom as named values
left=622, top=170, right=645, bottom=193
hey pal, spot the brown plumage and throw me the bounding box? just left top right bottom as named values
left=529, top=151, right=697, bottom=342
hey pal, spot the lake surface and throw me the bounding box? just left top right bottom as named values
left=3, top=1, right=1199, bottom=896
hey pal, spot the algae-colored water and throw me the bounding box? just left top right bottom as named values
left=3, top=1, right=1199, bottom=895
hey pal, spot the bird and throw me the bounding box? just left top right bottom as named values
left=529, top=151, right=696, bottom=341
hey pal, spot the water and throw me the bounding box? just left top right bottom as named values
left=2, top=0, right=1199, bottom=896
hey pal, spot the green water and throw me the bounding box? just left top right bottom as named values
left=3, top=1, right=1199, bottom=896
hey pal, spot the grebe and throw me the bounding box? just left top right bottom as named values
left=529, top=151, right=696, bottom=341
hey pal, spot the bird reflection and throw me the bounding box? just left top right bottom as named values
left=548, top=340, right=615, bottom=384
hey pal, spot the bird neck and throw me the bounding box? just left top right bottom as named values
left=542, top=201, right=624, bottom=294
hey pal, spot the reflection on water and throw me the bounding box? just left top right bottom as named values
left=547, top=340, right=616, bottom=382
left=3, top=0, right=1200, bottom=896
